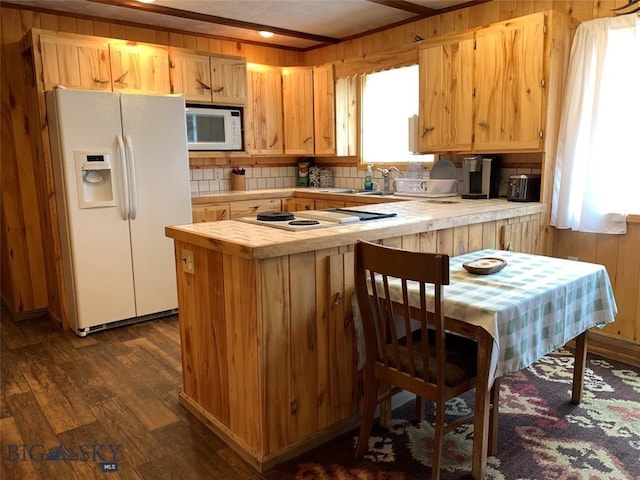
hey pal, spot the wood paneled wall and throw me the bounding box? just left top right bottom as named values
left=303, top=0, right=625, bottom=66
left=1, top=1, right=637, bottom=353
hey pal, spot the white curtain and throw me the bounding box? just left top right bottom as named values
left=551, top=14, right=640, bottom=234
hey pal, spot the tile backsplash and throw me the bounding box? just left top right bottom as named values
left=190, top=166, right=298, bottom=193
left=189, top=163, right=541, bottom=195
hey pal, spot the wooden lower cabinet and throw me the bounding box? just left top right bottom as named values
left=283, top=197, right=314, bottom=212
left=170, top=212, right=541, bottom=472
left=192, top=202, right=230, bottom=222
left=315, top=199, right=346, bottom=210
left=229, top=198, right=281, bottom=218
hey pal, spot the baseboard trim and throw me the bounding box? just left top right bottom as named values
left=587, top=331, right=640, bottom=368
left=178, top=392, right=361, bottom=472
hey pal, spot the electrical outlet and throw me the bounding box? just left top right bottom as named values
left=214, top=168, right=223, bottom=181
left=181, top=249, right=194, bottom=274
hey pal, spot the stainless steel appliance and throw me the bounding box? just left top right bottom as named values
left=461, top=156, right=502, bottom=199
left=185, top=104, right=243, bottom=151
left=507, top=174, right=541, bottom=202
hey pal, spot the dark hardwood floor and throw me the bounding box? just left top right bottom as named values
left=0, top=312, right=291, bottom=480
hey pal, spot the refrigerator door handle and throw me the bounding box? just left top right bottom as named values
left=117, top=135, right=129, bottom=220
left=125, top=134, right=139, bottom=220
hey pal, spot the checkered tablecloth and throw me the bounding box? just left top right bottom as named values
left=382, top=249, right=618, bottom=380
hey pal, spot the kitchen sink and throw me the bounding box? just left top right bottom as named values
left=316, top=188, right=395, bottom=196
left=354, top=190, right=385, bottom=195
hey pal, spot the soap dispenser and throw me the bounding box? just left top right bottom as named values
left=364, top=164, right=373, bottom=191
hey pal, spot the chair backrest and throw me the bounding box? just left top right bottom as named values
left=354, top=240, right=450, bottom=394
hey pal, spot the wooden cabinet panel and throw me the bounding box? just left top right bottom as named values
left=109, top=42, right=171, bottom=94
left=419, top=34, right=474, bottom=152
left=192, top=203, right=231, bottom=222
left=39, top=33, right=111, bottom=91
left=283, top=197, right=315, bottom=212
left=246, top=64, right=283, bottom=154
left=313, top=64, right=336, bottom=155
left=170, top=49, right=212, bottom=102
left=229, top=198, right=281, bottom=218
left=473, top=13, right=545, bottom=151
left=315, top=199, right=345, bottom=210
left=335, top=76, right=358, bottom=157
left=282, top=66, right=314, bottom=155
left=210, top=56, right=247, bottom=105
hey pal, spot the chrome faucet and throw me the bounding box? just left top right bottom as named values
left=377, top=168, right=392, bottom=194
left=389, top=166, right=404, bottom=178
left=377, top=166, right=402, bottom=194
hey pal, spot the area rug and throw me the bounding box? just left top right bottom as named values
left=273, top=348, right=640, bottom=480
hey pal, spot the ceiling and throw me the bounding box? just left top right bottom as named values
left=6, top=0, right=489, bottom=50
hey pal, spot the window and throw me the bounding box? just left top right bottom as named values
left=360, top=65, right=434, bottom=165
left=551, top=15, right=640, bottom=234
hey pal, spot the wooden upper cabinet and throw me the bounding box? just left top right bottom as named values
left=246, top=63, right=283, bottom=155
left=39, top=33, right=111, bottom=91
left=170, top=49, right=213, bottom=102
left=313, top=64, right=336, bottom=155
left=210, top=56, right=247, bottom=105
left=282, top=66, right=314, bottom=155
left=170, top=50, right=247, bottom=105
left=419, top=34, right=474, bottom=152
left=109, top=42, right=171, bottom=94
left=473, top=13, right=546, bottom=152
left=418, top=11, right=550, bottom=154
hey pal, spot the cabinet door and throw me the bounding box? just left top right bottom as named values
left=419, top=35, right=474, bottom=152
left=283, top=197, right=315, bottom=212
left=473, top=13, right=545, bottom=151
left=170, top=50, right=212, bottom=102
left=229, top=199, right=282, bottom=218
left=313, top=64, right=336, bottom=155
left=192, top=203, right=230, bottom=222
left=39, top=34, right=111, bottom=91
left=315, top=199, right=345, bottom=210
left=282, top=67, right=314, bottom=155
left=246, top=64, right=283, bottom=154
left=110, top=42, right=171, bottom=94
left=210, top=55, right=247, bottom=105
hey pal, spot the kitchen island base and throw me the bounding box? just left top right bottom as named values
left=179, top=392, right=361, bottom=472
left=166, top=199, right=545, bottom=473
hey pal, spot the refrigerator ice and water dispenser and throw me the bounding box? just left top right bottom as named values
left=74, top=150, right=117, bottom=208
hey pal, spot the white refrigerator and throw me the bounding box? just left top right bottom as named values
left=46, top=87, right=192, bottom=336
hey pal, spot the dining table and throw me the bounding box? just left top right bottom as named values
left=377, top=248, right=618, bottom=479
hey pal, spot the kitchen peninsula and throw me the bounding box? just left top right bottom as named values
left=164, top=198, right=545, bottom=471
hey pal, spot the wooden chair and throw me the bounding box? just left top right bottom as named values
left=353, top=240, right=498, bottom=480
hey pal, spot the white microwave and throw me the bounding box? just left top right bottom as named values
left=185, top=105, right=243, bottom=151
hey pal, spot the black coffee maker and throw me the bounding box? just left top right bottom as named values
left=461, top=156, right=501, bottom=199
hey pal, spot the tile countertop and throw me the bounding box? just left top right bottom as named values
left=168, top=197, right=546, bottom=260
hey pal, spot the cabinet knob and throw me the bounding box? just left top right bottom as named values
left=422, top=126, right=435, bottom=137
left=196, top=78, right=212, bottom=90
left=478, top=121, right=489, bottom=129
left=333, top=292, right=342, bottom=306
left=212, top=85, right=224, bottom=93
left=114, top=70, right=129, bottom=85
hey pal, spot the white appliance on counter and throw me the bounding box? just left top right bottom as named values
left=46, top=87, right=192, bottom=336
